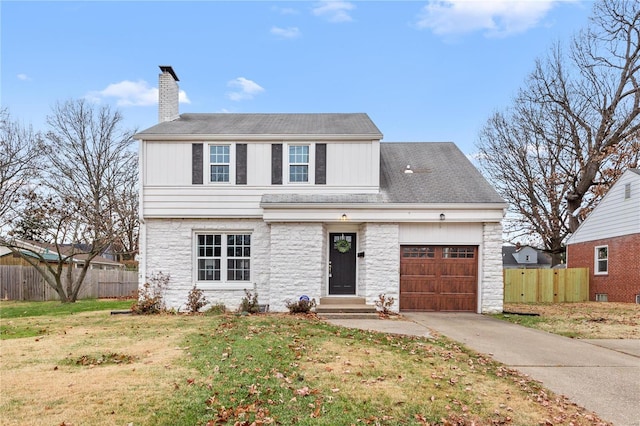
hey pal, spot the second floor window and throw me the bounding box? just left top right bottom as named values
left=289, top=145, right=309, bottom=182
left=210, top=145, right=230, bottom=182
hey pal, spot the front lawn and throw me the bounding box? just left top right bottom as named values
left=495, top=302, right=640, bottom=339
left=0, top=299, right=134, bottom=339
left=0, top=308, right=609, bottom=425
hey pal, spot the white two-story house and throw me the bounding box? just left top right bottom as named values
left=135, top=66, right=506, bottom=313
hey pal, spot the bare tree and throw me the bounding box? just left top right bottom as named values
left=110, top=153, right=139, bottom=266
left=477, top=0, right=639, bottom=263
left=1, top=99, right=138, bottom=302
left=0, top=108, right=42, bottom=227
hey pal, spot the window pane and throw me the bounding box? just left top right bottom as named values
left=226, top=234, right=251, bottom=281
left=289, top=145, right=309, bottom=163
left=289, top=165, right=308, bottom=182
left=210, top=165, right=229, bottom=182
left=197, top=234, right=221, bottom=281
left=598, top=260, right=608, bottom=272
left=198, top=259, right=220, bottom=281
left=210, top=145, right=230, bottom=163
left=597, top=247, right=607, bottom=259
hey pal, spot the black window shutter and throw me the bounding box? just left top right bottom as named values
left=315, top=143, right=326, bottom=185
left=192, top=143, right=203, bottom=185
left=236, top=144, right=247, bottom=185
left=271, top=144, right=282, bottom=185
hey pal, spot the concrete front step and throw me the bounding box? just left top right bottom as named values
left=317, top=312, right=381, bottom=320
left=315, top=304, right=377, bottom=314
left=318, top=296, right=367, bottom=305
left=316, top=297, right=378, bottom=319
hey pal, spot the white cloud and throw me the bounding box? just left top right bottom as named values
left=226, top=77, right=265, bottom=101
left=271, top=26, right=301, bottom=39
left=416, top=0, right=558, bottom=38
left=312, top=1, right=355, bottom=23
left=86, top=80, right=190, bottom=106
left=272, top=6, right=298, bottom=15
left=17, top=73, right=31, bottom=81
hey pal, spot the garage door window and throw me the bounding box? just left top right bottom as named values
left=402, top=247, right=435, bottom=258
left=442, top=247, right=475, bottom=258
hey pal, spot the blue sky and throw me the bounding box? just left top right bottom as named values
left=2, top=0, right=593, bottom=155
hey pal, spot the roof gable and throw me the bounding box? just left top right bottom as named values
left=567, top=168, right=640, bottom=244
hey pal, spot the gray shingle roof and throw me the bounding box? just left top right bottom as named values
left=136, top=113, right=383, bottom=137
left=379, top=142, right=505, bottom=204
left=262, top=142, right=504, bottom=205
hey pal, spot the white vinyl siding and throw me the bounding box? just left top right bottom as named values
left=399, top=222, right=483, bottom=244
left=568, top=171, right=640, bottom=244
left=247, top=143, right=271, bottom=186
left=326, top=142, right=379, bottom=187
left=144, top=142, right=192, bottom=185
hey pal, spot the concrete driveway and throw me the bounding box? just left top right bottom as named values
left=328, top=313, right=640, bottom=426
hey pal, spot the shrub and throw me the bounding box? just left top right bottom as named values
left=205, top=302, right=227, bottom=315
left=374, top=293, right=395, bottom=315
left=186, top=286, right=208, bottom=313
left=285, top=297, right=317, bottom=314
left=238, top=289, right=260, bottom=314
left=131, top=272, right=169, bottom=315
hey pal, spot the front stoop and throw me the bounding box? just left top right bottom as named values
left=315, top=297, right=379, bottom=320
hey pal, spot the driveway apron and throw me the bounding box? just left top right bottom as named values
left=402, top=313, right=640, bottom=426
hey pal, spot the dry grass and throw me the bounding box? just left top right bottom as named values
left=0, top=312, right=199, bottom=426
left=0, top=308, right=612, bottom=425
left=502, top=302, right=640, bottom=339
left=303, top=339, right=599, bottom=425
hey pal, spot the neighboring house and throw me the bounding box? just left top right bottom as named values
left=502, top=245, right=552, bottom=269
left=566, top=169, right=640, bottom=303
left=0, top=240, right=124, bottom=270
left=135, top=66, right=507, bottom=313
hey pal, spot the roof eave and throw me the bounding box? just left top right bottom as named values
left=134, top=133, right=382, bottom=141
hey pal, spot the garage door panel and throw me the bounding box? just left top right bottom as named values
left=400, top=245, right=478, bottom=312
left=439, top=295, right=476, bottom=312
left=441, top=279, right=476, bottom=294
left=400, top=295, right=438, bottom=311
left=400, top=277, right=437, bottom=293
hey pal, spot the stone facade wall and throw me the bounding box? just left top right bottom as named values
left=567, top=233, right=640, bottom=303
left=269, top=222, right=325, bottom=311
left=360, top=223, right=400, bottom=311
left=143, top=218, right=270, bottom=311
left=481, top=221, right=503, bottom=313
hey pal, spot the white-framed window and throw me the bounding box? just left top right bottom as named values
left=288, top=144, right=310, bottom=183
left=196, top=233, right=251, bottom=282
left=595, top=293, right=608, bottom=302
left=209, top=145, right=231, bottom=183
left=594, top=245, right=608, bottom=275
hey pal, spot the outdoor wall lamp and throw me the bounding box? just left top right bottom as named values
left=341, top=214, right=348, bottom=221
left=440, top=213, right=445, bottom=221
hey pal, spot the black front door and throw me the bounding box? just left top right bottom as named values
left=329, top=233, right=356, bottom=295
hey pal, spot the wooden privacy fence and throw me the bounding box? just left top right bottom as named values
left=504, top=268, right=589, bottom=303
left=0, top=266, right=138, bottom=301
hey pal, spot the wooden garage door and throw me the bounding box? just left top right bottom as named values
left=400, top=246, right=478, bottom=312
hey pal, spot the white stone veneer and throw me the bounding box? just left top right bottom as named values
left=141, top=218, right=503, bottom=314
left=359, top=223, right=400, bottom=312
left=143, top=218, right=270, bottom=311
left=481, top=221, right=504, bottom=313
left=269, top=223, right=325, bottom=311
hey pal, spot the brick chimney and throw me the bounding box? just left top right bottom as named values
left=158, top=65, right=179, bottom=123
